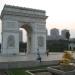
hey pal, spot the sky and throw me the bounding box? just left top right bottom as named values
left=0, top=0, right=75, bottom=42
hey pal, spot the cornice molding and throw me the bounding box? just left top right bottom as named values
left=1, top=5, right=48, bottom=19
left=4, top=5, right=45, bottom=13
left=1, top=11, right=48, bottom=19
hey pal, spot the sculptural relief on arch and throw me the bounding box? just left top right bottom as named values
left=1, top=5, right=47, bottom=55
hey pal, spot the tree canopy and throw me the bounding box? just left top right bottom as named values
left=65, top=31, right=70, bottom=40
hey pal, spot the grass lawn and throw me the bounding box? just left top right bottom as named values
left=7, top=69, right=31, bottom=75
left=7, top=64, right=53, bottom=75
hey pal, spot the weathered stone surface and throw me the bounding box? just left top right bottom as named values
left=48, top=66, right=75, bottom=75
left=1, top=5, right=47, bottom=55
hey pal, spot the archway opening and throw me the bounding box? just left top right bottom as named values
left=19, top=24, right=32, bottom=54
left=19, top=28, right=27, bottom=53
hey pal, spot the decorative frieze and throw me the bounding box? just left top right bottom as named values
left=38, top=36, right=44, bottom=47
left=3, top=21, right=18, bottom=30
left=7, top=35, right=15, bottom=48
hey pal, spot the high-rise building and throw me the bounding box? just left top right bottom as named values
left=49, top=28, right=60, bottom=40
left=50, top=28, right=59, bottom=36
left=61, top=29, right=69, bottom=39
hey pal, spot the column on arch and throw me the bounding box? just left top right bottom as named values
left=1, top=20, right=19, bottom=54
left=31, top=22, right=46, bottom=54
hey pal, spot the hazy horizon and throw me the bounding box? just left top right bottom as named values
left=0, top=0, right=75, bottom=42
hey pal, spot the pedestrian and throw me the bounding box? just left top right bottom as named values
left=39, top=56, right=41, bottom=62
left=37, top=49, right=42, bottom=63
left=24, top=48, right=27, bottom=55
left=47, top=50, right=49, bottom=56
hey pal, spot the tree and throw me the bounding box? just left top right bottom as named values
left=65, top=31, right=70, bottom=40
left=65, top=31, right=70, bottom=50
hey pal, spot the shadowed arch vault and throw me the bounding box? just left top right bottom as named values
left=20, top=24, right=32, bottom=54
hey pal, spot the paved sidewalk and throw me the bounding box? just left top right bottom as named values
left=0, top=52, right=62, bottom=62
left=0, top=52, right=74, bottom=62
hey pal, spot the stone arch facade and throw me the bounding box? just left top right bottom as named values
left=1, top=5, right=47, bottom=54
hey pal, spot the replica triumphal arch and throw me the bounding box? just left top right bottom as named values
left=1, top=5, right=47, bottom=55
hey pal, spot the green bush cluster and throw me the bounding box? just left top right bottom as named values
left=47, top=40, right=68, bottom=52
